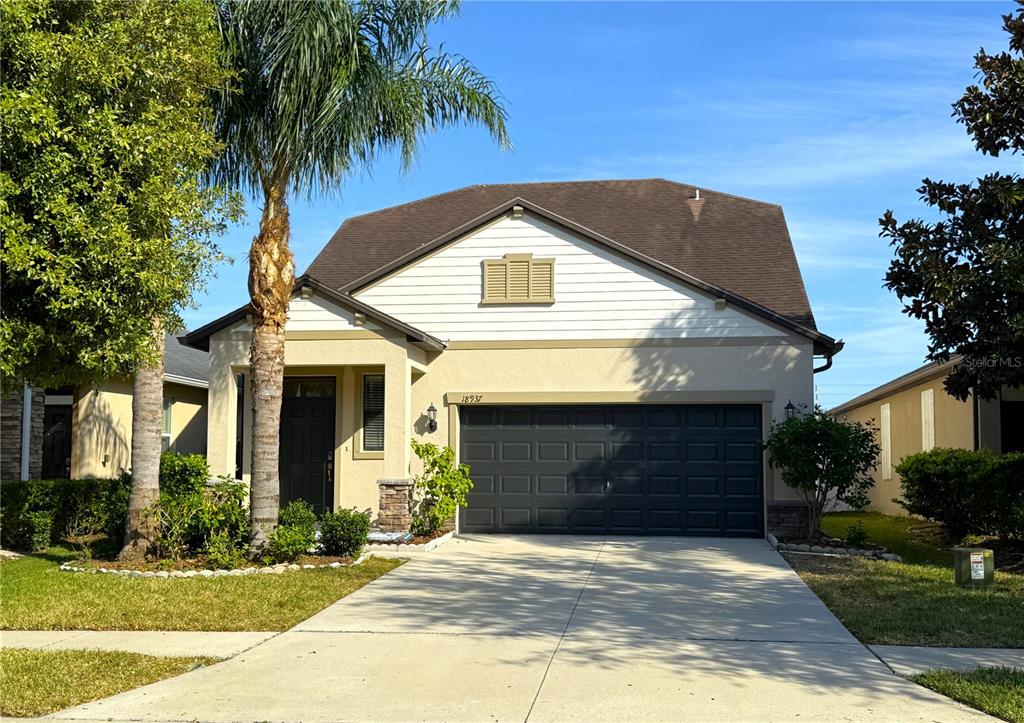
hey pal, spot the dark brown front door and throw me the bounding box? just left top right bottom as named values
left=279, top=378, right=336, bottom=514
left=42, top=405, right=73, bottom=479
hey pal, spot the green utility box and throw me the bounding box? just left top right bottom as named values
left=953, top=547, right=994, bottom=588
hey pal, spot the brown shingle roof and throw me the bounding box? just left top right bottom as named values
left=306, top=178, right=818, bottom=330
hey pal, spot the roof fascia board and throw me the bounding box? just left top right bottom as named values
left=183, top=279, right=445, bottom=352
left=164, top=374, right=209, bottom=389
left=829, top=357, right=961, bottom=415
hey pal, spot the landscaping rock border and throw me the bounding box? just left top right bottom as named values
left=365, top=530, right=453, bottom=554
left=58, top=552, right=371, bottom=578
left=766, top=533, right=902, bottom=562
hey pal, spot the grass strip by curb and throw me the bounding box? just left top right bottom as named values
left=913, top=667, right=1024, bottom=723
left=0, top=648, right=218, bottom=717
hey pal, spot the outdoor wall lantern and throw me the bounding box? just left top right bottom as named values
left=784, top=400, right=797, bottom=419
left=427, top=403, right=438, bottom=433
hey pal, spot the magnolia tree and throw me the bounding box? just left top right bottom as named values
left=763, top=407, right=880, bottom=538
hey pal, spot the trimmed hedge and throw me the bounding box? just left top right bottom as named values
left=897, top=448, right=1024, bottom=541
left=0, top=476, right=131, bottom=551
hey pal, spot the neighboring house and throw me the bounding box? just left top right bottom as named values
left=185, top=179, right=842, bottom=538
left=831, top=358, right=1023, bottom=515
left=1, top=335, right=209, bottom=481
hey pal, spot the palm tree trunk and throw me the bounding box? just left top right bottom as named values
left=248, top=179, right=295, bottom=552
left=119, top=319, right=165, bottom=561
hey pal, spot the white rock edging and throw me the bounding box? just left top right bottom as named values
left=767, top=535, right=902, bottom=562
left=59, top=552, right=372, bottom=578
left=365, top=530, right=454, bottom=555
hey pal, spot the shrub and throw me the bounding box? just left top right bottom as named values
left=103, top=473, right=133, bottom=544
left=266, top=524, right=312, bottom=563
left=159, top=450, right=210, bottom=498
left=897, top=448, right=1024, bottom=541
left=205, top=530, right=248, bottom=570
left=319, top=508, right=370, bottom=557
left=148, top=478, right=250, bottom=560
left=279, top=499, right=317, bottom=533
left=263, top=500, right=317, bottom=563
left=24, top=511, right=52, bottom=552
left=0, top=477, right=126, bottom=551
left=410, top=441, right=473, bottom=536
left=764, top=407, right=880, bottom=538
left=845, top=521, right=869, bottom=548
left=987, top=454, right=1024, bottom=540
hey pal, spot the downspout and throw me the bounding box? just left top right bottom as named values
left=20, top=381, right=32, bottom=481
left=813, top=340, right=844, bottom=374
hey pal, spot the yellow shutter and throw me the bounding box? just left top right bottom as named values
left=507, top=259, right=530, bottom=299
left=483, top=261, right=507, bottom=301
left=530, top=260, right=553, bottom=300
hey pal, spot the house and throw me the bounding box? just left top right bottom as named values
left=831, top=358, right=1024, bottom=515
left=184, top=179, right=842, bottom=538
left=1, top=335, right=209, bottom=481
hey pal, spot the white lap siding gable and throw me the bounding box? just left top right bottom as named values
left=353, top=214, right=787, bottom=342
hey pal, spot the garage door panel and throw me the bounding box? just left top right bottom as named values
left=648, top=476, right=682, bottom=495
left=460, top=404, right=763, bottom=536
left=537, top=475, right=568, bottom=494
left=724, top=441, right=759, bottom=462
left=685, top=476, right=720, bottom=497
left=500, top=441, right=532, bottom=462
left=725, top=476, right=759, bottom=497
left=685, top=442, right=719, bottom=461
left=463, top=441, right=496, bottom=462
left=500, top=475, right=532, bottom=494
left=537, top=508, right=568, bottom=528
left=500, top=508, right=531, bottom=527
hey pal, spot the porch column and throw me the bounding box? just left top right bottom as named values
left=382, top=360, right=411, bottom=478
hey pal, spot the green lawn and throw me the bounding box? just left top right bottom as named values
left=786, top=553, right=1024, bottom=647
left=0, top=648, right=218, bottom=718
left=913, top=668, right=1024, bottom=723
left=0, top=546, right=401, bottom=631
left=821, top=511, right=952, bottom=566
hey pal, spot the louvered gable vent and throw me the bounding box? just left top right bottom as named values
left=482, top=254, right=555, bottom=304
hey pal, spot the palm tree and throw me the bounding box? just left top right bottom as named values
left=119, top=321, right=164, bottom=560
left=211, top=0, right=509, bottom=551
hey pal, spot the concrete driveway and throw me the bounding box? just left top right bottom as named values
left=50, top=536, right=992, bottom=722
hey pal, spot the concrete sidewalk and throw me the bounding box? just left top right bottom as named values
left=872, top=645, right=1024, bottom=676
left=0, top=631, right=276, bottom=658
left=44, top=537, right=995, bottom=722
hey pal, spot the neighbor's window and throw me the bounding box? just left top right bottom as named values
left=162, top=397, right=173, bottom=452
left=482, top=254, right=555, bottom=304
left=880, top=402, right=892, bottom=481
left=362, top=374, right=385, bottom=452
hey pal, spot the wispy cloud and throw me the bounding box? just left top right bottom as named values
left=537, top=118, right=980, bottom=189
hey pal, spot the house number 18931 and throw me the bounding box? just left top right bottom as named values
left=459, top=394, right=484, bottom=403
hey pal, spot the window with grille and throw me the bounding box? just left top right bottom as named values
left=482, top=254, right=555, bottom=304
left=362, top=374, right=385, bottom=452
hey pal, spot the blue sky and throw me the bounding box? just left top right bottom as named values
left=185, top=1, right=1017, bottom=409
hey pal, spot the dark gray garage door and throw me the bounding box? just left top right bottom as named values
left=459, top=405, right=763, bottom=536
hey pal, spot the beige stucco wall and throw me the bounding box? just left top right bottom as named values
left=207, top=323, right=815, bottom=520
left=836, top=374, right=974, bottom=515
left=72, top=380, right=208, bottom=479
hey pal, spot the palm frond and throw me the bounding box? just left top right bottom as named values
left=208, top=0, right=508, bottom=198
